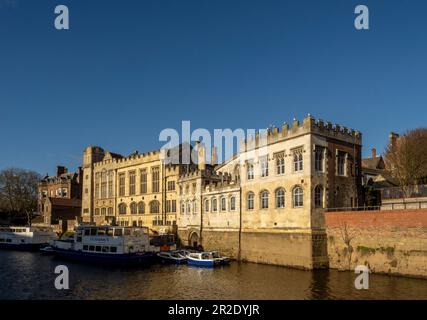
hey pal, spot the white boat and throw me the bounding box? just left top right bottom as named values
left=157, top=251, right=188, bottom=264
left=50, top=225, right=159, bottom=266
left=0, top=226, right=56, bottom=251
left=187, top=252, right=224, bottom=267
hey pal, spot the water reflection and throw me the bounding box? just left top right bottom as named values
left=0, top=251, right=426, bottom=300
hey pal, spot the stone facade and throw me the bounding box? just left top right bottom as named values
left=178, top=115, right=362, bottom=269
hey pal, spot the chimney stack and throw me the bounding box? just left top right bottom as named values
left=211, top=146, right=218, bottom=166
left=389, top=132, right=399, bottom=149
left=371, top=148, right=376, bottom=158
left=56, top=166, right=67, bottom=176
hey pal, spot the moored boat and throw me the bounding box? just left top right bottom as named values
left=187, top=252, right=223, bottom=268
left=50, top=225, right=158, bottom=267
left=0, top=226, right=56, bottom=251
left=157, top=251, right=187, bottom=264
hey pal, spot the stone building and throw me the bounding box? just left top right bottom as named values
left=177, top=115, right=363, bottom=269
left=38, top=166, right=82, bottom=230
left=81, top=144, right=193, bottom=232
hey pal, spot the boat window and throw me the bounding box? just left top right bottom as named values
left=124, top=229, right=131, bottom=236
left=77, top=236, right=82, bottom=242
left=0, top=238, right=4, bottom=242
left=89, top=245, right=95, bottom=251
left=107, top=229, right=113, bottom=236
left=114, top=229, right=123, bottom=237
left=110, top=247, right=117, bottom=253
left=83, top=245, right=88, bottom=250
left=95, top=246, right=101, bottom=252
left=211, top=252, right=220, bottom=258
left=6, top=239, right=11, bottom=243
left=202, top=253, right=209, bottom=259
left=102, top=246, right=109, bottom=253
left=90, top=228, right=97, bottom=236
left=97, top=229, right=106, bottom=236
left=84, top=229, right=90, bottom=236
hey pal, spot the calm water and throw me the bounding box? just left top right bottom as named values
left=1, top=250, right=426, bottom=300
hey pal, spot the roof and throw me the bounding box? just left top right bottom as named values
left=47, top=197, right=82, bottom=207
left=362, top=156, right=385, bottom=170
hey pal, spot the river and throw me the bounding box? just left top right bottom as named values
left=0, top=250, right=426, bottom=300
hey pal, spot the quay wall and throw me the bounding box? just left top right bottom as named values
left=325, top=209, right=427, bottom=278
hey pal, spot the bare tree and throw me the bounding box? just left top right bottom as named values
left=384, top=128, right=427, bottom=198
left=0, top=168, right=41, bottom=224
left=338, top=221, right=355, bottom=270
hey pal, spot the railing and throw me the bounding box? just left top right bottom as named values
left=326, top=201, right=427, bottom=212
left=326, top=206, right=381, bottom=212
left=381, top=185, right=427, bottom=200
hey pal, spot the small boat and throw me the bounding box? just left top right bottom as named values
left=0, top=226, right=56, bottom=251
left=39, top=246, right=55, bottom=255
left=157, top=251, right=187, bottom=264
left=50, top=225, right=158, bottom=267
left=187, top=252, right=224, bottom=268
left=210, top=251, right=231, bottom=265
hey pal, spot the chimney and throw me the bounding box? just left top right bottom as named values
left=56, top=166, right=67, bottom=176
left=371, top=148, right=376, bottom=158
left=389, top=132, right=399, bottom=149
left=196, top=142, right=206, bottom=171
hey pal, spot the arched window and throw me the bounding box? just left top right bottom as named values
left=260, top=190, right=269, bottom=209
left=247, top=192, right=255, bottom=210
left=230, top=196, right=236, bottom=211
left=221, top=197, right=226, bottom=211
left=212, top=198, right=218, bottom=212
left=247, top=163, right=254, bottom=180
left=181, top=202, right=185, bottom=214
left=150, top=200, right=160, bottom=213
left=315, top=185, right=323, bottom=208
left=294, top=152, right=303, bottom=172
left=137, top=201, right=145, bottom=214
left=130, top=202, right=137, bottom=214
left=293, top=186, right=304, bottom=208
left=205, top=199, right=209, bottom=212
left=276, top=188, right=285, bottom=208
left=118, top=203, right=127, bottom=215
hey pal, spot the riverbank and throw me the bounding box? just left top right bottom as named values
left=1, top=250, right=427, bottom=300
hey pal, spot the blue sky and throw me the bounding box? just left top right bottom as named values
left=0, top=0, right=426, bottom=175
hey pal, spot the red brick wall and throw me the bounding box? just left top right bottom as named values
left=325, top=209, right=427, bottom=228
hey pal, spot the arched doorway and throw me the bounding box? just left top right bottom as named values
left=189, top=232, right=199, bottom=248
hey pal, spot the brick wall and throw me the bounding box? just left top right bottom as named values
left=325, top=209, right=427, bottom=278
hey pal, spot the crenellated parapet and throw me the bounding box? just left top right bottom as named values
left=240, top=114, right=362, bottom=152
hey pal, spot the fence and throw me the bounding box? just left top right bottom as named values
left=381, top=184, right=427, bottom=200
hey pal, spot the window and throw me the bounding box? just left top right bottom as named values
left=130, top=202, right=137, bottom=214
left=337, top=151, right=346, bottom=176
left=186, top=201, right=191, bottom=214
left=293, top=151, right=303, bottom=172
left=167, top=181, right=175, bottom=191
left=107, top=207, right=113, bottom=216
left=260, top=156, right=269, bottom=177
left=212, top=198, right=218, bottom=212
left=101, top=171, right=107, bottom=198
left=95, top=208, right=100, bottom=215
left=293, top=187, right=304, bottom=208
left=205, top=199, right=209, bottom=212
left=129, top=171, right=136, bottom=195
left=276, top=188, right=285, bottom=208
left=118, top=203, right=127, bottom=215
left=152, top=167, right=160, bottom=193
left=150, top=200, right=160, bottom=213
left=315, top=185, right=323, bottom=208
left=118, top=173, right=125, bottom=196
left=172, top=200, right=176, bottom=213
left=108, top=171, right=114, bottom=197
left=221, top=197, right=226, bottom=211
left=181, top=202, right=185, bottom=214
left=95, top=181, right=100, bottom=199
left=101, top=208, right=106, bottom=215
left=247, top=192, right=254, bottom=210
left=260, top=191, right=269, bottom=209
left=247, top=163, right=254, bottom=180
left=140, top=169, right=147, bottom=194
left=315, top=147, right=325, bottom=172
left=276, top=157, right=285, bottom=175
left=193, top=200, right=197, bottom=214
left=230, top=196, right=236, bottom=211
left=138, top=202, right=145, bottom=214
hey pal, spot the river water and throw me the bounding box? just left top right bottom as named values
left=0, top=250, right=426, bottom=300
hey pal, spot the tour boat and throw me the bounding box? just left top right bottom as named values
left=50, top=225, right=159, bottom=266
left=157, top=251, right=188, bottom=264
left=0, top=226, right=56, bottom=251
left=187, top=252, right=224, bottom=267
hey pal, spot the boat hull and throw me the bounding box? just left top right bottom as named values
left=52, top=248, right=156, bottom=266
left=187, top=258, right=222, bottom=268
left=157, top=255, right=187, bottom=265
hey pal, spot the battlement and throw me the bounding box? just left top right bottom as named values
left=92, top=148, right=161, bottom=168
left=240, top=114, right=362, bottom=151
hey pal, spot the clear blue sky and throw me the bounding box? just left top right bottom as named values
left=1, top=0, right=426, bottom=175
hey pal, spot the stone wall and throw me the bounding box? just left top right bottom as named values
left=325, top=210, right=427, bottom=278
